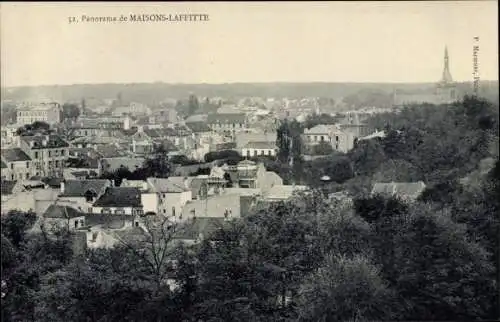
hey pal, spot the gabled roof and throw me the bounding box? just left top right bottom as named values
left=207, top=113, right=246, bottom=124
left=43, top=205, right=83, bottom=219
left=1, top=180, right=17, bottom=195
left=243, top=141, right=277, bottom=150
left=371, top=181, right=426, bottom=200
left=93, top=187, right=142, bottom=208
left=1, top=148, right=32, bottom=162
left=60, top=179, right=110, bottom=197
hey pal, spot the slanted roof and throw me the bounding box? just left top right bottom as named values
left=60, top=179, right=110, bottom=197
left=243, top=141, right=277, bottom=150
left=1, top=160, right=7, bottom=168
left=186, top=122, right=212, bottom=133
left=371, top=181, right=426, bottom=199
left=147, top=177, right=188, bottom=193
left=1, top=180, right=17, bottom=195
left=1, top=148, right=32, bottom=162
left=43, top=205, right=83, bottom=219
left=93, top=187, right=142, bottom=208
left=42, top=177, right=64, bottom=188
left=207, top=113, right=246, bottom=124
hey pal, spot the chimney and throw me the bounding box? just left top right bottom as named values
left=60, top=181, right=65, bottom=194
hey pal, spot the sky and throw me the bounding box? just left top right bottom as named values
left=1, top=1, right=498, bottom=87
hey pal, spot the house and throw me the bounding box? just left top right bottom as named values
left=1, top=180, right=39, bottom=214
left=207, top=113, right=247, bottom=136
left=371, top=181, right=427, bottom=201
left=235, top=131, right=277, bottom=149
left=303, top=124, right=355, bottom=153
left=19, top=134, right=70, bottom=178
left=58, top=179, right=112, bottom=213
left=17, top=102, right=62, bottom=126
left=92, top=187, right=144, bottom=216
left=146, top=177, right=193, bottom=218
left=42, top=204, right=86, bottom=231
left=1, top=124, right=19, bottom=148
left=241, top=141, right=278, bottom=158
left=1, top=148, right=33, bottom=180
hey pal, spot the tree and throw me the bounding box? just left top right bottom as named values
left=188, top=94, right=200, bottom=116
left=312, top=141, right=334, bottom=155
left=296, top=254, right=395, bottom=322
left=142, top=145, right=173, bottom=178
left=61, top=103, right=80, bottom=121
left=1, top=210, right=37, bottom=248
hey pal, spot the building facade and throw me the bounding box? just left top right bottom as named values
left=17, top=102, right=62, bottom=126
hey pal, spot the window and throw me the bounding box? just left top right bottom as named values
left=246, top=150, right=251, bottom=157
left=79, top=220, right=84, bottom=226
left=34, top=152, right=39, bottom=159
left=88, top=207, right=93, bottom=213
left=135, top=221, right=139, bottom=227
left=114, top=209, right=125, bottom=215
left=172, top=207, right=176, bottom=217
left=163, top=209, right=166, bottom=214
left=10, top=163, right=13, bottom=170
left=336, top=136, right=339, bottom=141
left=320, top=136, right=325, bottom=142
left=74, top=221, right=78, bottom=229
left=26, top=162, right=29, bottom=168
left=267, top=150, right=271, bottom=156
left=260, top=150, right=264, bottom=156
left=253, top=150, right=257, bottom=156
left=48, top=151, right=52, bottom=157
left=61, top=149, right=65, bottom=156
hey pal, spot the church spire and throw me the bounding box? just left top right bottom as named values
left=441, top=45, right=453, bottom=84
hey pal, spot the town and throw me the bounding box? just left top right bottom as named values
left=1, top=2, right=499, bottom=321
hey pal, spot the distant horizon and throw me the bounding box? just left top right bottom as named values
left=2, top=79, right=499, bottom=90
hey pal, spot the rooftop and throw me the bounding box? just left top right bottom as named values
left=43, top=205, right=83, bottom=219
left=21, top=135, right=69, bottom=149
left=60, top=179, right=110, bottom=197
left=1, top=180, right=17, bottom=195
left=147, top=177, right=189, bottom=193
left=1, top=148, right=32, bottom=162
left=207, top=113, right=246, bottom=124
left=93, top=187, right=142, bottom=208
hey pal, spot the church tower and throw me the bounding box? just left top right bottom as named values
left=441, top=46, right=453, bottom=84
left=436, top=45, right=457, bottom=103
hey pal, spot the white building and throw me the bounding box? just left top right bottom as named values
left=17, top=102, right=62, bottom=126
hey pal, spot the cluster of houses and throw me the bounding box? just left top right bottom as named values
left=1, top=97, right=407, bottom=250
